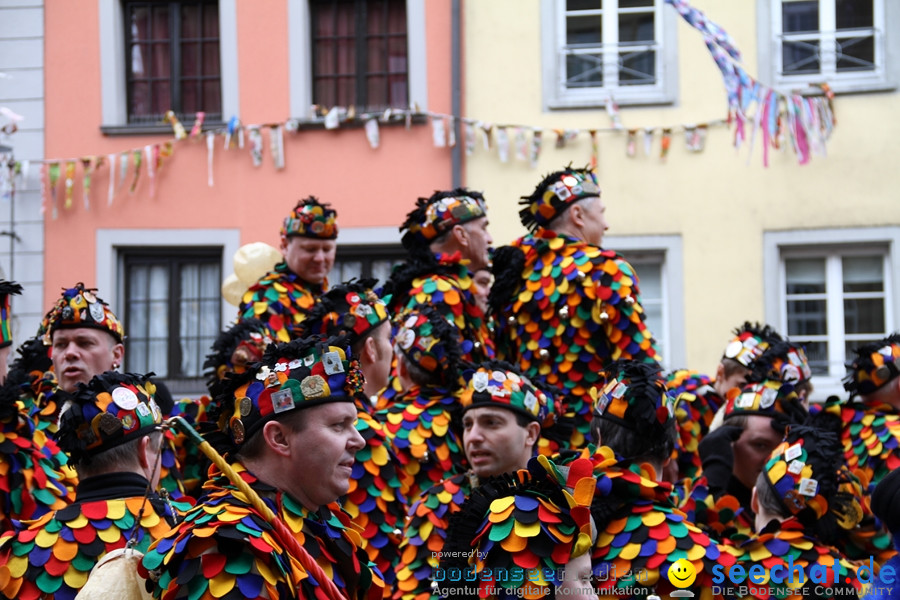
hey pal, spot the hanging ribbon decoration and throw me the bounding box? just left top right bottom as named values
left=129, top=149, right=142, bottom=194
left=189, top=111, right=205, bottom=138
left=105, top=153, right=116, bottom=206
left=165, top=110, right=187, bottom=140
left=248, top=127, right=263, bottom=167
left=47, top=162, right=60, bottom=218
left=270, top=124, right=285, bottom=169
left=63, top=161, right=76, bottom=209
left=206, top=132, right=215, bottom=186
left=81, top=156, right=95, bottom=210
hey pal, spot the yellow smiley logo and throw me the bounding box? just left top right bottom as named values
left=667, top=558, right=697, bottom=589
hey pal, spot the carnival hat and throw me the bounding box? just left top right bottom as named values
left=460, top=360, right=558, bottom=427
left=400, top=188, right=487, bottom=249
left=519, top=165, right=600, bottom=231
left=211, top=336, right=365, bottom=448
left=280, top=196, right=338, bottom=239
left=57, top=371, right=162, bottom=465
left=40, top=283, right=124, bottom=344
left=843, top=333, right=900, bottom=398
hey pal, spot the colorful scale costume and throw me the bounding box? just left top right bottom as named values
left=298, top=280, right=410, bottom=592
left=238, top=261, right=323, bottom=343
left=589, top=446, right=734, bottom=600
left=392, top=471, right=473, bottom=600
left=675, top=475, right=754, bottom=541
left=346, top=404, right=407, bottom=596
left=665, top=369, right=723, bottom=481
left=377, top=385, right=466, bottom=504
left=492, top=230, right=659, bottom=448
left=388, top=255, right=494, bottom=364
left=0, top=376, right=76, bottom=531
left=0, top=474, right=182, bottom=600
left=141, top=464, right=382, bottom=600
left=437, top=455, right=596, bottom=600
left=718, top=518, right=862, bottom=600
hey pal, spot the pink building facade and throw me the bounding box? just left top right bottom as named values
left=34, top=0, right=460, bottom=392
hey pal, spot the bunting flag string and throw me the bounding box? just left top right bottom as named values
left=664, top=0, right=835, bottom=167
left=11, top=59, right=836, bottom=218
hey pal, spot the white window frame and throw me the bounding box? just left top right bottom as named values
left=540, top=0, right=678, bottom=109
left=99, top=0, right=240, bottom=127
left=96, top=228, right=241, bottom=342
left=763, top=227, right=900, bottom=400
left=605, top=234, right=684, bottom=370
left=288, top=0, right=428, bottom=118
left=757, top=0, right=899, bottom=94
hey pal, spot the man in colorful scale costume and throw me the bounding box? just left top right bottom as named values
left=383, top=189, right=495, bottom=364
left=376, top=305, right=467, bottom=505
left=300, top=279, right=405, bottom=595
left=239, top=197, right=339, bottom=343
left=717, top=425, right=863, bottom=600
left=140, top=336, right=382, bottom=600
left=587, top=361, right=736, bottom=599
left=490, top=166, right=660, bottom=449
left=0, top=371, right=182, bottom=600
left=392, top=361, right=558, bottom=600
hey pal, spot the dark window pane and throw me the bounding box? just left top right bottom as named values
left=782, top=40, right=821, bottom=74
left=182, top=80, right=200, bottom=113
left=328, top=245, right=405, bottom=287
left=311, top=0, right=407, bottom=111
left=203, top=79, right=221, bottom=113
left=783, top=1, right=819, bottom=33
left=568, top=0, right=601, bottom=11
left=620, top=0, right=653, bottom=7
left=619, top=11, right=654, bottom=43
left=844, top=298, right=885, bottom=335
left=125, top=1, right=221, bottom=123
left=150, top=42, right=170, bottom=77
left=368, top=37, right=386, bottom=71
left=182, top=42, right=199, bottom=75
left=837, top=35, right=875, bottom=71
left=787, top=299, right=827, bottom=336
left=567, top=53, right=604, bottom=87
left=843, top=255, right=882, bottom=293
left=567, top=15, right=603, bottom=45
left=181, top=5, right=200, bottom=37
left=786, top=258, right=826, bottom=294
left=836, top=0, right=873, bottom=30
left=124, top=249, right=221, bottom=381
left=619, top=50, right=655, bottom=84
left=802, top=341, right=829, bottom=375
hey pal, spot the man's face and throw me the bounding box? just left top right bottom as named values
left=362, top=321, right=393, bottom=396
left=556, top=552, right=598, bottom=600
left=578, top=196, right=609, bottom=247
left=471, top=269, right=493, bottom=314
left=51, top=328, right=124, bottom=393
left=460, top=217, right=493, bottom=272
left=731, top=415, right=784, bottom=490
left=286, top=402, right=365, bottom=510
left=715, top=363, right=750, bottom=398
left=281, top=236, right=337, bottom=285
left=463, top=406, right=536, bottom=479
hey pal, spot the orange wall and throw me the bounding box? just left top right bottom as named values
left=42, top=0, right=455, bottom=300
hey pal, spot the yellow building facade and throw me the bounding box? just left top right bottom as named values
left=463, top=0, right=900, bottom=399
